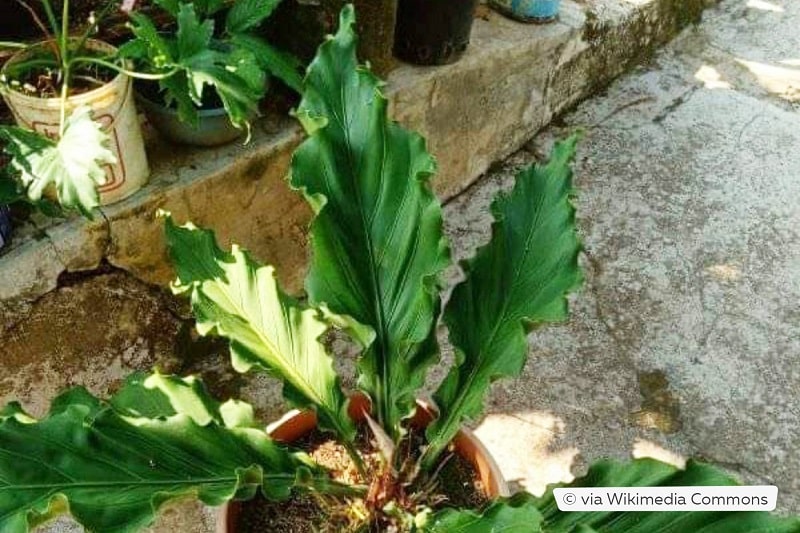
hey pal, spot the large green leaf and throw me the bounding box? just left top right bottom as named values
left=422, top=460, right=800, bottom=532
left=422, top=137, right=583, bottom=470
left=0, top=107, right=113, bottom=217
left=421, top=492, right=543, bottom=532
left=290, top=4, right=451, bottom=436
left=538, top=459, right=800, bottom=532
left=0, top=374, right=345, bottom=533
left=163, top=214, right=358, bottom=445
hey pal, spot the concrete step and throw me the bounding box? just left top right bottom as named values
left=1, top=0, right=714, bottom=324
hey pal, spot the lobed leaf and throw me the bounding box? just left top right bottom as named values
left=176, top=3, right=214, bottom=59
left=422, top=136, right=583, bottom=470
left=163, top=214, right=358, bottom=444
left=225, top=0, right=282, bottom=34
left=290, top=4, right=451, bottom=437
left=0, top=374, right=340, bottom=533
left=1, top=107, right=113, bottom=217
left=230, top=33, right=304, bottom=93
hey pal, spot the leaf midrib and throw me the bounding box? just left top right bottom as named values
left=323, top=78, right=393, bottom=426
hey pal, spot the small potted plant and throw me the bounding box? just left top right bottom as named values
left=0, top=7, right=798, bottom=533
left=490, top=0, right=561, bottom=23
left=125, top=0, right=304, bottom=146
left=394, top=0, right=479, bottom=65
left=0, top=0, right=153, bottom=213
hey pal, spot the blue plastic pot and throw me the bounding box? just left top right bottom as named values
left=490, top=0, right=561, bottom=23
left=0, top=205, right=11, bottom=251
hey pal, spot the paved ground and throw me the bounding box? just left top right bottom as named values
left=445, top=0, right=800, bottom=513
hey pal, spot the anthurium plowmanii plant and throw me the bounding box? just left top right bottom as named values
left=1, top=6, right=798, bottom=532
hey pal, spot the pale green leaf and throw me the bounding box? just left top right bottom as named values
left=0, top=375, right=344, bottom=533
left=422, top=136, right=583, bottom=470
left=163, top=214, right=357, bottom=444
left=290, top=4, right=451, bottom=436
left=3, top=107, right=114, bottom=217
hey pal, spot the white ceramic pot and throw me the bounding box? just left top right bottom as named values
left=0, top=40, right=150, bottom=205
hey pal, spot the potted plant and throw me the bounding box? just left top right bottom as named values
left=490, top=0, right=561, bottom=23
left=0, top=0, right=153, bottom=213
left=394, top=0, right=479, bottom=65
left=124, top=0, right=304, bottom=146
left=0, top=7, right=798, bottom=533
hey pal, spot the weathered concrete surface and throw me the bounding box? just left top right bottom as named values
left=0, top=0, right=712, bottom=315
left=441, top=0, right=800, bottom=513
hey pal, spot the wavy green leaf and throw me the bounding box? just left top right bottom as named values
left=0, top=374, right=344, bottom=533
left=422, top=460, right=800, bottom=532
left=1, top=107, right=112, bottom=217
left=422, top=137, right=583, bottom=470
left=421, top=492, right=543, bottom=532
left=163, top=214, right=357, bottom=446
left=536, top=459, right=800, bottom=532
left=290, top=4, right=450, bottom=436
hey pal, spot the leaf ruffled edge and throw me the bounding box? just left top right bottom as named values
left=419, top=459, right=800, bottom=533
left=161, top=212, right=360, bottom=446
left=421, top=135, right=583, bottom=471
left=0, top=373, right=352, bottom=533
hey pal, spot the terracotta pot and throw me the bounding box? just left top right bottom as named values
left=216, top=396, right=509, bottom=532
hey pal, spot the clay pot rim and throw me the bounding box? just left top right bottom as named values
left=216, top=396, right=509, bottom=533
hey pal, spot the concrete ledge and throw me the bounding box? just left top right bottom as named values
left=0, top=0, right=712, bottom=318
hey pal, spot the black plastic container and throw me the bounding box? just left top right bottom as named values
left=394, top=0, right=479, bottom=66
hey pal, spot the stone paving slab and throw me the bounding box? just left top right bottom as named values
left=446, top=0, right=800, bottom=513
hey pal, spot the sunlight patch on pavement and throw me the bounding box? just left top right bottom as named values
left=736, top=59, right=800, bottom=101
left=746, top=0, right=784, bottom=12
left=633, top=438, right=687, bottom=469
left=695, top=65, right=733, bottom=90
left=474, top=411, right=579, bottom=496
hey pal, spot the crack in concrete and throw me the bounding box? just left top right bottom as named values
left=652, top=86, right=699, bottom=123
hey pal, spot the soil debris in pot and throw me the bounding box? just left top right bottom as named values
left=235, top=426, right=488, bottom=533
